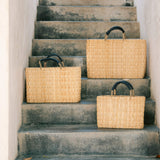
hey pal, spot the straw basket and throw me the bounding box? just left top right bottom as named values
left=97, top=81, right=145, bottom=129
left=26, top=55, right=81, bottom=103
left=87, top=26, right=146, bottom=78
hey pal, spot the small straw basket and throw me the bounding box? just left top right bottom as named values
left=26, top=54, right=81, bottom=103
left=87, top=26, right=146, bottom=78
left=97, top=81, right=145, bottom=129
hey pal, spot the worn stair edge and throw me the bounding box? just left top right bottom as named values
left=35, top=21, right=140, bottom=39
left=22, top=99, right=155, bottom=125
left=37, top=6, right=137, bottom=21
left=18, top=125, right=159, bottom=156
left=16, top=155, right=158, bottom=160
left=39, top=0, right=134, bottom=7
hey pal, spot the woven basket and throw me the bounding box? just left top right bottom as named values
left=26, top=56, right=81, bottom=103
left=97, top=81, right=145, bottom=129
left=87, top=26, right=146, bottom=78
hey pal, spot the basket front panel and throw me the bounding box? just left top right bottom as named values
left=87, top=39, right=146, bottom=78
left=26, top=67, right=81, bottom=103
left=97, top=96, right=145, bottom=129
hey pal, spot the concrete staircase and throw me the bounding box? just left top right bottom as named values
left=17, top=0, right=159, bottom=159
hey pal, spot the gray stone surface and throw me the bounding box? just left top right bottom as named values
left=16, top=155, right=157, bottom=160
left=35, top=21, right=140, bottom=39
left=81, top=78, right=150, bottom=98
left=39, top=0, right=134, bottom=6
left=32, top=39, right=86, bottom=56
left=18, top=0, right=159, bottom=159
left=18, top=125, right=159, bottom=156
left=37, top=6, right=137, bottom=21
left=22, top=99, right=155, bottom=125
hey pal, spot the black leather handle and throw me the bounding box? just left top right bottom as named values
left=111, top=81, right=134, bottom=96
left=47, top=53, right=64, bottom=67
left=106, top=26, right=125, bottom=35
left=105, top=26, right=126, bottom=40
left=39, top=58, right=61, bottom=68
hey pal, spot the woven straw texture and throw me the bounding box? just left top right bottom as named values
left=97, top=96, right=145, bottom=129
left=26, top=67, right=81, bottom=103
left=87, top=39, right=146, bottom=78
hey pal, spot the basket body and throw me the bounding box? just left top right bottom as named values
left=97, top=96, right=145, bottom=129
left=87, top=39, right=146, bottom=78
left=26, top=67, right=81, bottom=103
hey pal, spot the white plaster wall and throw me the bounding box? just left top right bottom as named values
left=0, top=0, right=39, bottom=160
left=8, top=1, right=38, bottom=159
left=0, top=0, right=9, bottom=159
left=134, top=0, right=160, bottom=127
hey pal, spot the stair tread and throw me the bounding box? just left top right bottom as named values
left=37, top=20, right=138, bottom=22
left=23, top=98, right=154, bottom=105
left=18, top=124, right=159, bottom=156
left=39, top=0, right=134, bottom=7
left=19, top=124, right=158, bottom=133
left=16, top=155, right=157, bottom=160
left=38, top=5, right=136, bottom=9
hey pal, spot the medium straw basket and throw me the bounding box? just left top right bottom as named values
left=26, top=54, right=81, bottom=103
left=97, top=81, right=145, bottom=129
left=87, top=26, right=147, bottom=78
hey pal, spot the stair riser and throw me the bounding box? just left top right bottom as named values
left=35, top=22, right=140, bottom=39
left=18, top=131, right=159, bottom=156
left=37, top=6, right=137, bottom=21
left=32, top=39, right=86, bottom=56
left=39, top=0, right=134, bottom=6
left=82, top=79, right=150, bottom=98
left=22, top=100, right=155, bottom=125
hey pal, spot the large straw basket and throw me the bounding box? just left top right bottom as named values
left=97, top=81, right=145, bottom=129
left=87, top=26, right=147, bottom=78
left=26, top=55, right=81, bottom=103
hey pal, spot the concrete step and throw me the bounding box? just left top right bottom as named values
left=35, top=21, right=140, bottom=39
left=81, top=78, right=150, bottom=98
left=39, top=0, right=134, bottom=7
left=18, top=125, right=159, bottom=156
left=22, top=99, right=155, bottom=125
left=37, top=6, right=137, bottom=21
left=30, top=56, right=148, bottom=79
left=32, top=39, right=86, bottom=56
left=29, top=56, right=150, bottom=98
left=28, top=57, right=150, bottom=98
left=16, top=155, right=158, bottom=160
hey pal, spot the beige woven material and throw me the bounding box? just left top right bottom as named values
left=87, top=39, right=147, bottom=78
left=26, top=67, right=81, bottom=103
left=97, top=95, right=145, bottom=129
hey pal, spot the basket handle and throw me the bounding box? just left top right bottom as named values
left=111, top=81, right=134, bottom=96
left=39, top=58, right=62, bottom=68
left=47, top=53, right=64, bottom=67
left=105, top=26, right=126, bottom=40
